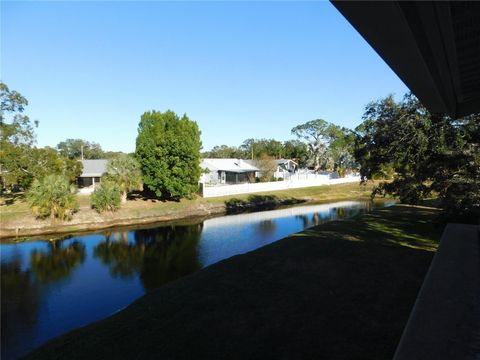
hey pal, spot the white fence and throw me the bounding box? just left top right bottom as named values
left=200, top=176, right=360, bottom=198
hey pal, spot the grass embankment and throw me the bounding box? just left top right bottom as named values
left=1, top=182, right=378, bottom=239
left=24, top=204, right=443, bottom=360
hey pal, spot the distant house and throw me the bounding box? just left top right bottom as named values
left=200, top=159, right=259, bottom=185
left=78, top=159, right=108, bottom=193
left=274, top=159, right=298, bottom=176
left=244, top=158, right=299, bottom=179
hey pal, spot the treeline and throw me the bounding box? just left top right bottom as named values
left=203, top=139, right=308, bottom=166
left=203, top=119, right=358, bottom=174
left=56, top=138, right=128, bottom=160
left=2, top=80, right=478, bottom=223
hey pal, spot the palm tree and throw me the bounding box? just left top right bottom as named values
left=26, top=174, right=78, bottom=221
left=104, top=155, right=142, bottom=203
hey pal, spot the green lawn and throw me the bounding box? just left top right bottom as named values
left=299, top=203, right=442, bottom=251
left=25, top=204, right=443, bottom=360
left=204, top=181, right=377, bottom=204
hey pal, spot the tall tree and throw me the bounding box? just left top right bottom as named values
left=291, top=119, right=355, bottom=171
left=282, top=140, right=308, bottom=167
left=355, top=93, right=479, bottom=223
left=328, top=127, right=358, bottom=173
left=240, top=138, right=283, bottom=159
left=135, top=110, right=202, bottom=199
left=0, top=83, right=39, bottom=189
left=31, top=147, right=83, bottom=183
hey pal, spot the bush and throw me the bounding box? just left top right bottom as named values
left=27, top=174, right=78, bottom=221
left=256, top=155, right=277, bottom=182
left=91, top=181, right=121, bottom=213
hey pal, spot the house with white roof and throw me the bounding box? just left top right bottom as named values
left=200, top=158, right=259, bottom=185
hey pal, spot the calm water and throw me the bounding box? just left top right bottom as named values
left=1, top=200, right=392, bottom=359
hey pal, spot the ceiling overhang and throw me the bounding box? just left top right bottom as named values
left=332, top=1, right=480, bottom=118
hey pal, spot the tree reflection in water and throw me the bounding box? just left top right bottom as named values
left=295, top=213, right=323, bottom=228
left=1, top=255, right=40, bottom=359
left=30, top=239, right=86, bottom=283
left=257, top=220, right=276, bottom=235
left=94, top=224, right=203, bottom=291
left=296, top=214, right=311, bottom=228
left=94, top=231, right=144, bottom=278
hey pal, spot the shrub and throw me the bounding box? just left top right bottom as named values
left=256, top=155, right=277, bottom=182
left=91, top=181, right=121, bottom=213
left=27, top=174, right=78, bottom=221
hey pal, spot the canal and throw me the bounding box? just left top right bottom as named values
left=1, top=200, right=392, bottom=359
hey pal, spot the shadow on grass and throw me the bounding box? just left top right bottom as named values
left=127, top=190, right=183, bottom=203
left=298, top=204, right=443, bottom=252
left=225, top=195, right=306, bottom=214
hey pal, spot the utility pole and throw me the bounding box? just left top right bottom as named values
left=81, top=145, right=84, bottom=160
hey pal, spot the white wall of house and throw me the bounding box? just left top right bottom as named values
left=200, top=170, right=221, bottom=185
left=200, top=176, right=360, bottom=198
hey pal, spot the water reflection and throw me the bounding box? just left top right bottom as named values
left=30, top=240, right=86, bottom=283
left=0, top=200, right=392, bottom=359
left=1, top=254, right=40, bottom=360
left=258, top=220, right=276, bottom=235
left=136, top=224, right=203, bottom=290
left=94, top=231, right=143, bottom=278
left=94, top=224, right=203, bottom=291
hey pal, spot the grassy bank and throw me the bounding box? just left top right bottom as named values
left=0, top=182, right=379, bottom=239
left=24, top=204, right=443, bottom=360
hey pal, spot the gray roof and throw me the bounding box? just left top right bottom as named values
left=80, top=159, right=108, bottom=177
left=201, top=158, right=259, bottom=173
left=244, top=159, right=298, bottom=167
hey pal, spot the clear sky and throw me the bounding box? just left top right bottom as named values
left=2, top=1, right=409, bottom=153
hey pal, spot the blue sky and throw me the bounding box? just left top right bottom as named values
left=2, top=1, right=409, bottom=152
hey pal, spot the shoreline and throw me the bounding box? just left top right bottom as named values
left=0, top=182, right=380, bottom=240
left=1, top=202, right=226, bottom=241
